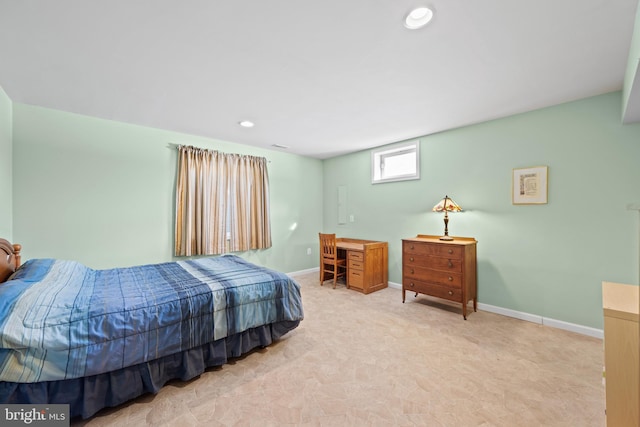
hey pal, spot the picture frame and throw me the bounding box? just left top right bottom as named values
left=512, top=166, right=548, bottom=205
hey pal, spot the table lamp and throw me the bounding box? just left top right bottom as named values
left=432, top=195, right=462, bottom=241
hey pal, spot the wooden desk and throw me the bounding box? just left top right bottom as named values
left=602, top=281, right=639, bottom=426
left=336, top=238, right=388, bottom=294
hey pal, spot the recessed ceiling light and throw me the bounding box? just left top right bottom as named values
left=404, top=7, right=433, bottom=29
left=238, top=120, right=254, bottom=128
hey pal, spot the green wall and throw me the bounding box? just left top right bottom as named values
left=8, top=92, right=640, bottom=330
left=0, top=86, right=11, bottom=240
left=323, top=92, right=640, bottom=329
left=12, top=104, right=323, bottom=273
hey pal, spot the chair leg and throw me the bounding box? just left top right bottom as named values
left=332, top=264, right=345, bottom=289
left=320, top=264, right=345, bottom=289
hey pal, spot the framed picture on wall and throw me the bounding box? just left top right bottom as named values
left=512, top=166, right=548, bottom=204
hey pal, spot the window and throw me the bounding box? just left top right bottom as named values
left=174, top=145, right=272, bottom=256
left=371, top=141, right=420, bottom=184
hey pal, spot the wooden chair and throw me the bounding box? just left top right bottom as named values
left=319, top=233, right=347, bottom=288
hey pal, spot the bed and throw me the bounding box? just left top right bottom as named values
left=0, top=238, right=304, bottom=419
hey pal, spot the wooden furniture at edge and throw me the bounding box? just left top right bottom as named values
left=335, top=238, right=388, bottom=294
left=402, top=234, right=477, bottom=319
left=602, top=281, right=639, bottom=427
left=319, top=233, right=347, bottom=288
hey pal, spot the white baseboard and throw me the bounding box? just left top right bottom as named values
left=474, top=303, right=603, bottom=339
left=293, top=273, right=604, bottom=339
left=288, top=266, right=319, bottom=277
left=476, top=302, right=542, bottom=324
left=388, top=281, right=402, bottom=290
left=540, top=316, right=603, bottom=339
left=391, top=281, right=602, bottom=338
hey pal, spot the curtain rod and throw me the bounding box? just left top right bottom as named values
left=166, top=143, right=271, bottom=163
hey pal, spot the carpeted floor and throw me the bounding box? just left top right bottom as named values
left=73, top=271, right=605, bottom=426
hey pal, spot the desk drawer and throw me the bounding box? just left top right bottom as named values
left=403, top=279, right=462, bottom=303
left=349, top=270, right=364, bottom=289
left=348, top=259, right=364, bottom=271
left=348, top=251, right=364, bottom=262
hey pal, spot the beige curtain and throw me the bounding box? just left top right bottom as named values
left=175, top=145, right=271, bottom=256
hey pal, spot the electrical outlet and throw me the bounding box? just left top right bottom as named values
left=349, top=214, right=355, bottom=222
left=306, top=248, right=312, bottom=255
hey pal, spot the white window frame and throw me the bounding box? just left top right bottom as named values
left=371, top=141, right=420, bottom=184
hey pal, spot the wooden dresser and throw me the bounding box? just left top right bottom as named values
left=602, top=281, right=639, bottom=427
left=402, top=234, right=477, bottom=319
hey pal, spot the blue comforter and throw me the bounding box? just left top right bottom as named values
left=0, top=255, right=303, bottom=383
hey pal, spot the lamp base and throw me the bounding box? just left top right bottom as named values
left=439, top=236, right=454, bottom=241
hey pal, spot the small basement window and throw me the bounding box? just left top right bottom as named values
left=371, top=141, right=420, bottom=184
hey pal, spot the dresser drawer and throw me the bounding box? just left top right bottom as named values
left=403, top=265, right=462, bottom=288
left=403, top=241, right=463, bottom=259
left=403, top=255, right=462, bottom=272
left=348, top=251, right=364, bottom=262
left=403, top=279, right=462, bottom=303
left=348, top=259, right=364, bottom=271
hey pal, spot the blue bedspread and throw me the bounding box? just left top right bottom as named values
left=0, top=255, right=303, bottom=383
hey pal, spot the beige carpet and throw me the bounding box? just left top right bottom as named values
left=73, top=271, right=605, bottom=426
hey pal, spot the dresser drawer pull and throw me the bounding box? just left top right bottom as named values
left=410, top=244, right=414, bottom=249
left=410, top=257, right=414, bottom=262
left=448, top=261, right=453, bottom=268
left=410, top=269, right=414, bottom=274
left=448, top=290, right=453, bottom=296
left=448, top=276, right=453, bottom=281
left=410, top=282, right=415, bottom=288
left=448, top=249, right=453, bottom=254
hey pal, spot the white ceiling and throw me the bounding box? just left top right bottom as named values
left=0, top=1, right=638, bottom=159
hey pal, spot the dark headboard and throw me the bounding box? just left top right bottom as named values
left=0, top=238, right=22, bottom=283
